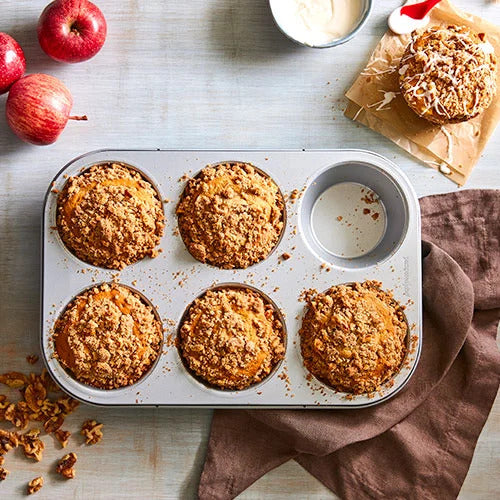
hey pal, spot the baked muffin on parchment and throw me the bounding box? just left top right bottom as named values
left=300, top=281, right=408, bottom=395
left=399, top=25, right=497, bottom=125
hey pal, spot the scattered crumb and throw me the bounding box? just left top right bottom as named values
left=26, top=355, right=39, bottom=365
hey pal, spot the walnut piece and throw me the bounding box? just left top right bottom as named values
left=54, top=429, right=71, bottom=448
left=1, top=369, right=79, bottom=433
left=24, top=382, right=47, bottom=412
left=0, top=394, right=8, bottom=420
left=0, top=466, right=8, bottom=481
left=26, top=355, right=39, bottom=365
left=44, top=414, right=64, bottom=433
left=27, top=476, right=44, bottom=495
left=0, top=372, right=29, bottom=389
left=0, top=429, right=19, bottom=454
left=4, top=402, right=29, bottom=429
left=56, top=452, right=77, bottom=479
left=1, top=370, right=79, bottom=435
left=20, top=429, right=45, bottom=462
left=81, top=420, right=103, bottom=445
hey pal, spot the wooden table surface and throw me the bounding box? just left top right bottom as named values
left=1, top=1, right=499, bottom=498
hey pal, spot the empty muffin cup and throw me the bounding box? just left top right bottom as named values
left=299, top=160, right=409, bottom=268
left=178, top=283, right=286, bottom=391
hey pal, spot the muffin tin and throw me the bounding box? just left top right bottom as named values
left=41, top=149, right=422, bottom=408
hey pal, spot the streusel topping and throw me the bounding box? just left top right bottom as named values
left=53, top=283, right=163, bottom=389
left=179, top=287, right=285, bottom=390
left=399, top=25, right=497, bottom=125
left=57, top=162, right=165, bottom=270
left=300, top=281, right=408, bottom=394
left=176, top=162, right=285, bottom=269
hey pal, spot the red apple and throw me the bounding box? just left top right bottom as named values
left=6, top=74, right=87, bottom=145
left=38, top=0, right=107, bottom=63
left=0, top=33, right=26, bottom=95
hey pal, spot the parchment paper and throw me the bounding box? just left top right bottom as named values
left=345, top=0, right=500, bottom=186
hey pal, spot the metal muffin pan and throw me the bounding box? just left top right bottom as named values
left=41, top=149, right=422, bottom=408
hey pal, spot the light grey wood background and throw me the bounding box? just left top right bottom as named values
left=1, top=1, right=499, bottom=498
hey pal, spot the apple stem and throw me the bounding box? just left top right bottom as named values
left=69, top=115, right=88, bottom=121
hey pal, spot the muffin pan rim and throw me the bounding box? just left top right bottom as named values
left=41, top=148, right=422, bottom=408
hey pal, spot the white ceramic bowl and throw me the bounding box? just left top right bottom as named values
left=269, top=0, right=373, bottom=48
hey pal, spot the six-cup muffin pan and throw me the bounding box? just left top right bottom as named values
left=41, top=149, right=422, bottom=408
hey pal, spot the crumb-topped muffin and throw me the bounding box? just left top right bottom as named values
left=57, top=162, right=165, bottom=270
left=53, top=283, right=163, bottom=389
left=300, top=281, right=407, bottom=394
left=399, top=25, right=497, bottom=125
left=176, top=162, right=285, bottom=269
left=179, top=286, right=285, bottom=390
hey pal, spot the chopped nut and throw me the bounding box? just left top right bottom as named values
left=44, top=414, right=64, bottom=433
left=56, top=452, right=77, bottom=479
left=27, top=476, right=44, bottom=494
left=26, top=355, right=39, bottom=365
left=20, top=429, right=44, bottom=462
left=81, top=420, right=103, bottom=445
left=0, top=429, right=19, bottom=454
left=4, top=402, right=29, bottom=429
left=0, top=371, right=79, bottom=434
left=0, top=467, right=8, bottom=481
left=56, top=397, right=79, bottom=415
left=0, top=395, right=9, bottom=420
left=281, top=252, right=291, bottom=261
left=0, top=372, right=29, bottom=389
left=24, top=382, right=47, bottom=412
left=54, top=429, right=71, bottom=448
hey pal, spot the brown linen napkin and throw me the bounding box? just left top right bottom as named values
left=198, top=189, right=500, bottom=500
